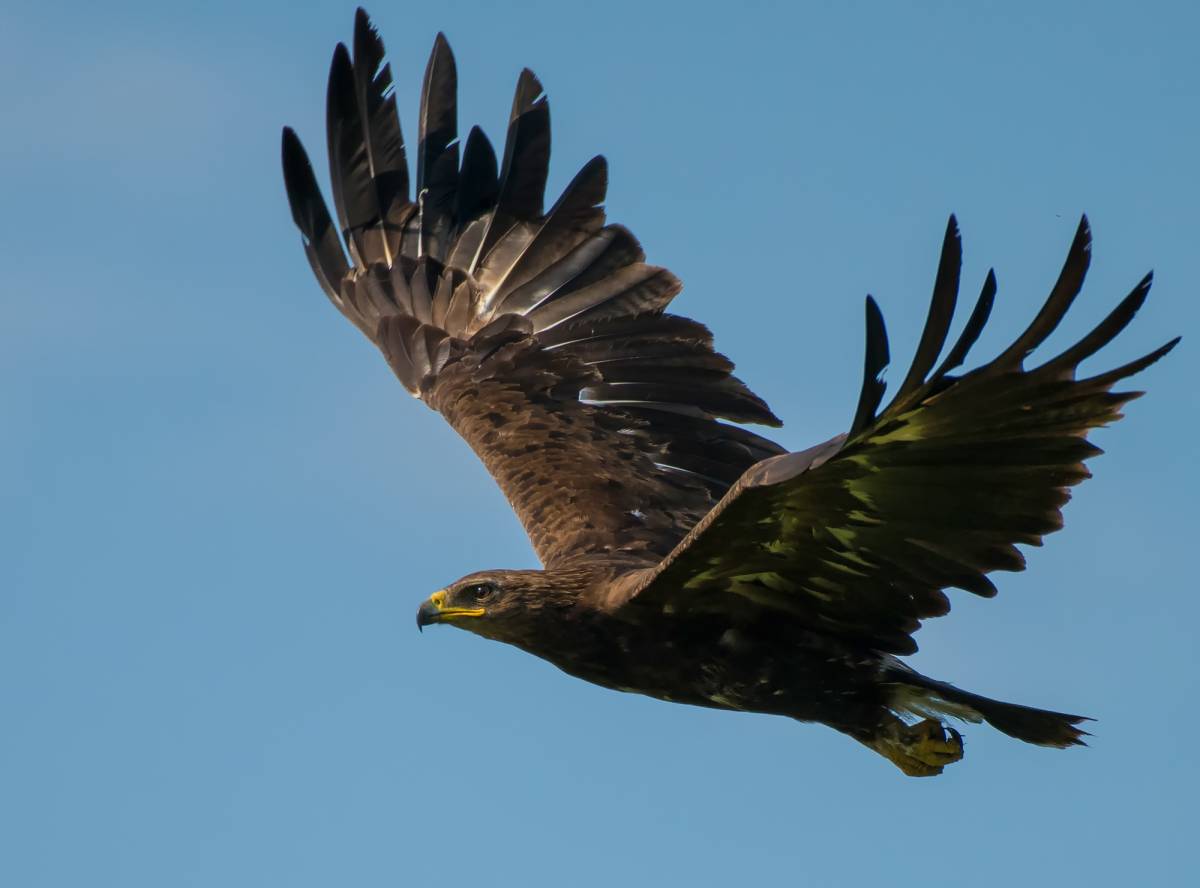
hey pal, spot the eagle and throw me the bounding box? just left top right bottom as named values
left=281, top=9, right=1177, bottom=776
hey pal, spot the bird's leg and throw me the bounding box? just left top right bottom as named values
left=863, top=714, right=964, bottom=777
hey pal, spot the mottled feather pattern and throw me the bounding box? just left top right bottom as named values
left=282, top=12, right=781, bottom=566
left=422, top=332, right=714, bottom=564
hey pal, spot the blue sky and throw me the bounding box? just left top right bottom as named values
left=3, top=1, right=1197, bottom=885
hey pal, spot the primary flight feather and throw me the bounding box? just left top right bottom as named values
left=282, top=8, right=1177, bottom=776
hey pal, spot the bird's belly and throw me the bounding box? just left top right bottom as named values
left=544, top=624, right=875, bottom=719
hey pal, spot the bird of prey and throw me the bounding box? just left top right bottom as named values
left=281, top=9, right=1177, bottom=776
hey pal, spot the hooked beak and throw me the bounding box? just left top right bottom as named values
left=416, top=598, right=438, bottom=632
left=416, top=589, right=485, bottom=632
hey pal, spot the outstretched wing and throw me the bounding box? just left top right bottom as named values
left=281, top=11, right=783, bottom=567
left=611, top=217, right=1178, bottom=654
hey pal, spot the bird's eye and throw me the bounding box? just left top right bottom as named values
left=467, top=583, right=496, bottom=602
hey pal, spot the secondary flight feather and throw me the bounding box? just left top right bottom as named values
left=282, top=9, right=1178, bottom=775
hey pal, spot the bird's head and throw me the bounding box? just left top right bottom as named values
left=415, top=569, right=582, bottom=644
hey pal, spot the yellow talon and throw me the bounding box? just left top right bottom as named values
left=870, top=718, right=965, bottom=776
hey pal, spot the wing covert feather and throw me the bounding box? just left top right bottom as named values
left=614, top=219, right=1177, bottom=654
left=283, top=14, right=784, bottom=566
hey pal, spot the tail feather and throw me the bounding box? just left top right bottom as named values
left=967, top=694, right=1091, bottom=747
left=889, top=674, right=1091, bottom=748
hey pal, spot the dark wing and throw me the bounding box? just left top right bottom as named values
left=282, top=11, right=783, bottom=568
left=609, top=217, right=1178, bottom=654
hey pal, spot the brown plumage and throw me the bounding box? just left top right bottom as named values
left=282, top=9, right=1178, bottom=776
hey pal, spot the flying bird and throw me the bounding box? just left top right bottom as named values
left=281, top=9, right=1178, bottom=776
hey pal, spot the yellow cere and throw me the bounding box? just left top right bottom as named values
left=431, top=588, right=486, bottom=620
